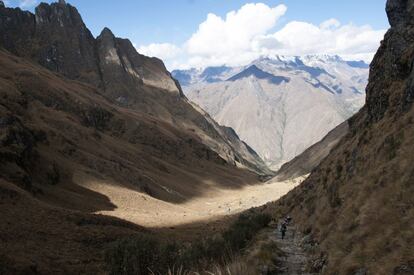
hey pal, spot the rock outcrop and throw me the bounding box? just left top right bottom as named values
left=34, top=1, right=101, bottom=85
left=0, top=1, right=178, bottom=93
left=96, top=27, right=180, bottom=103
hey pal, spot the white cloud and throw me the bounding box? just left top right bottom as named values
left=137, top=43, right=181, bottom=60
left=185, top=3, right=287, bottom=57
left=19, top=0, right=38, bottom=9
left=257, top=21, right=385, bottom=61
left=320, top=18, right=341, bottom=30
left=136, top=3, right=386, bottom=70
left=135, top=43, right=184, bottom=70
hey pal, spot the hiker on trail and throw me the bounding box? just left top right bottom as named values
left=280, top=222, right=287, bottom=239
left=285, top=215, right=292, bottom=225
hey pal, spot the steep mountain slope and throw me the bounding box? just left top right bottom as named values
left=0, top=48, right=264, bottom=204
left=265, top=1, right=414, bottom=273
left=275, top=121, right=349, bottom=181
left=0, top=2, right=275, bottom=271
left=0, top=1, right=269, bottom=175
left=173, top=55, right=368, bottom=169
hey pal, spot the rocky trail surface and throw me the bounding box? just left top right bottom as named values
left=269, top=221, right=314, bottom=275
left=248, top=220, right=316, bottom=275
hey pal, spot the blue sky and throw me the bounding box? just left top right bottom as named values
left=5, top=0, right=389, bottom=69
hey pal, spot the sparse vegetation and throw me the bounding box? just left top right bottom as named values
left=223, top=212, right=271, bottom=251
left=105, top=234, right=180, bottom=275
left=81, top=106, right=113, bottom=130
left=105, top=212, right=271, bottom=274
left=382, top=133, right=403, bottom=160
left=46, top=162, right=60, bottom=185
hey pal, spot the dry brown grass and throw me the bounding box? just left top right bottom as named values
left=265, top=109, right=414, bottom=274
left=154, top=261, right=257, bottom=275
left=0, top=48, right=271, bottom=273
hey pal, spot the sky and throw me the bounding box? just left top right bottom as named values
left=4, top=0, right=389, bottom=70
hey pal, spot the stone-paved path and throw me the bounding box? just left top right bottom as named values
left=264, top=221, right=315, bottom=275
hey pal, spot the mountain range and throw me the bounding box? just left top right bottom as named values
left=173, top=55, right=368, bottom=169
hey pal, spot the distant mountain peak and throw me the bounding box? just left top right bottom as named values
left=302, top=54, right=343, bottom=62
left=255, top=54, right=344, bottom=65
left=200, top=65, right=232, bottom=83
left=345, top=60, right=370, bottom=68
left=227, top=65, right=290, bottom=84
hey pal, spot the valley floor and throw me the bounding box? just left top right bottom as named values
left=75, top=171, right=306, bottom=229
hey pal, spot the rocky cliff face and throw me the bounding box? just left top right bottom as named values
left=0, top=1, right=269, bottom=175
left=265, top=1, right=414, bottom=273
left=0, top=1, right=178, bottom=93
left=34, top=1, right=101, bottom=85
left=96, top=27, right=180, bottom=103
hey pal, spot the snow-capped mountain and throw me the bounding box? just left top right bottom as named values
left=172, top=55, right=368, bottom=169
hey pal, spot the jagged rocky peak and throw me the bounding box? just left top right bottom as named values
left=0, top=0, right=182, bottom=98
left=97, top=27, right=120, bottom=65
left=95, top=26, right=181, bottom=95
left=97, top=27, right=117, bottom=59
left=35, top=0, right=82, bottom=27
left=100, top=27, right=115, bottom=38
left=95, top=26, right=144, bottom=103
left=113, top=38, right=181, bottom=93
left=32, top=2, right=100, bottom=84
left=0, top=1, right=4, bottom=8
